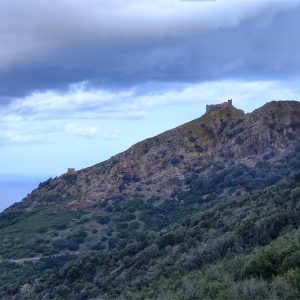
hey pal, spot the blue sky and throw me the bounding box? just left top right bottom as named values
left=1, top=0, right=300, bottom=179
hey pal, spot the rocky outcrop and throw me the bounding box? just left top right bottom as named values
left=21, top=100, right=300, bottom=209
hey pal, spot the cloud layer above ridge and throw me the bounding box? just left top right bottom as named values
left=0, top=0, right=300, bottom=99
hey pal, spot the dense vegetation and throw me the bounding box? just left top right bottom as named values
left=0, top=145, right=300, bottom=299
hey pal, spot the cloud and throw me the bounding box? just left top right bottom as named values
left=4, top=82, right=140, bottom=121
left=4, top=79, right=300, bottom=119
left=0, top=121, right=59, bottom=145
left=65, top=122, right=121, bottom=139
left=0, top=0, right=300, bottom=99
left=0, top=119, right=120, bottom=145
left=65, top=123, right=98, bottom=138
left=0, top=79, right=299, bottom=145
left=129, top=80, right=300, bottom=110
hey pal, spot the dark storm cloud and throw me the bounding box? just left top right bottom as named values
left=0, top=0, right=300, bottom=103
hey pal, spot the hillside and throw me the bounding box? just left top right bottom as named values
left=0, top=100, right=300, bottom=299
left=11, top=100, right=300, bottom=211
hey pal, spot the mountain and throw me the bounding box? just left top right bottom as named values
left=0, top=100, right=300, bottom=300
left=15, top=100, right=300, bottom=210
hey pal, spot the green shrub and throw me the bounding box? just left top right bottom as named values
left=67, top=241, right=79, bottom=251
left=96, top=215, right=111, bottom=224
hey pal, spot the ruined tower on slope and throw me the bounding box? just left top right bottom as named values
left=206, top=99, right=233, bottom=113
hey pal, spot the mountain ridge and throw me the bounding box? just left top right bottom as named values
left=18, top=100, right=299, bottom=211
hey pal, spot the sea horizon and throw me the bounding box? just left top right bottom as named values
left=0, top=174, right=53, bottom=212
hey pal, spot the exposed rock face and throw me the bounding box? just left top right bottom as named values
left=23, top=101, right=300, bottom=209
left=19, top=283, right=33, bottom=298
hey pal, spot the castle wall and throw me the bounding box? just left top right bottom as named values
left=206, top=100, right=232, bottom=113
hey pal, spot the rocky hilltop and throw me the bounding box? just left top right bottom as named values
left=20, top=100, right=300, bottom=210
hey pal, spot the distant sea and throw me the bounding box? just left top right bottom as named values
left=0, top=174, right=52, bottom=213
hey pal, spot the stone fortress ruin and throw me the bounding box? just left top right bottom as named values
left=206, top=99, right=233, bottom=113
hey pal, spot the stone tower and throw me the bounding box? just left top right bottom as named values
left=206, top=99, right=233, bottom=113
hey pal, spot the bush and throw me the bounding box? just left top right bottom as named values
left=156, top=233, right=178, bottom=249
left=171, top=157, right=181, bottom=165
left=129, top=221, right=140, bottom=230
left=96, top=215, right=111, bottom=224
left=91, top=242, right=106, bottom=251
left=67, top=241, right=79, bottom=251
left=291, top=187, right=300, bottom=202
left=108, top=237, right=119, bottom=249
left=62, top=173, right=77, bottom=183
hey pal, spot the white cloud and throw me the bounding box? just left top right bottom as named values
left=65, top=123, right=98, bottom=138
left=64, top=122, right=120, bottom=139
left=130, top=80, right=300, bottom=111
left=0, top=79, right=299, bottom=145
left=5, top=79, right=298, bottom=121
left=0, top=122, right=59, bottom=144
left=0, top=121, right=120, bottom=145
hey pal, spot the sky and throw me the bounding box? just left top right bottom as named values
left=1, top=0, right=300, bottom=184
